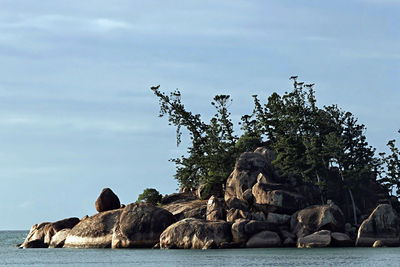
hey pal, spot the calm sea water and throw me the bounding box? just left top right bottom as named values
left=2, top=231, right=400, bottom=266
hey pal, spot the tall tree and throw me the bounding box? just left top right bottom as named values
left=379, top=130, right=400, bottom=195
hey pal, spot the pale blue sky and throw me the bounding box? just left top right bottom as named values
left=0, top=0, right=399, bottom=229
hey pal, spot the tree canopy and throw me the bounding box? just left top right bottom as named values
left=151, top=78, right=398, bottom=200
left=137, top=188, right=162, bottom=205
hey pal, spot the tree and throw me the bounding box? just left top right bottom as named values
left=151, top=78, right=383, bottom=204
left=151, top=86, right=260, bottom=196
left=240, top=78, right=378, bottom=201
left=379, top=130, right=400, bottom=195
left=137, top=188, right=162, bottom=205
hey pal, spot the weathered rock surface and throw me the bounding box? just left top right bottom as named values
left=95, top=188, right=121, bottom=213
left=162, top=199, right=207, bottom=221
left=356, top=204, right=400, bottom=247
left=245, top=220, right=277, bottom=236
left=297, top=230, right=331, bottom=248
left=231, top=219, right=249, bottom=243
left=225, top=151, right=274, bottom=206
left=372, top=240, right=385, bottom=247
left=252, top=180, right=307, bottom=214
left=230, top=219, right=278, bottom=245
left=159, top=218, right=232, bottom=249
left=226, top=208, right=247, bottom=222
left=291, top=204, right=345, bottom=238
left=20, top=217, right=80, bottom=248
left=246, top=231, right=281, bottom=248
left=226, top=208, right=267, bottom=223
left=64, top=209, right=122, bottom=248
left=206, top=196, right=226, bottom=221
left=112, top=203, right=175, bottom=248
left=49, top=229, right=71, bottom=248
left=254, top=147, right=277, bottom=172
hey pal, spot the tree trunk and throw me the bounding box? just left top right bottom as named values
left=316, top=171, right=324, bottom=205
left=348, top=188, right=357, bottom=225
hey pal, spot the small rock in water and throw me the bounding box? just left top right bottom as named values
left=372, top=240, right=386, bottom=248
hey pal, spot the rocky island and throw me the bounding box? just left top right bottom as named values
left=19, top=79, right=400, bottom=250
left=20, top=146, right=400, bottom=249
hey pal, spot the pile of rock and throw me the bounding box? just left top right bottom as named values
left=20, top=148, right=400, bottom=249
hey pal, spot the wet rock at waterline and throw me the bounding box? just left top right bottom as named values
left=64, top=209, right=122, bottom=248
left=356, top=204, right=400, bottom=247
left=159, top=218, right=232, bottom=249
left=20, top=217, right=80, bottom=248
left=246, top=230, right=281, bottom=248
left=112, top=203, right=175, bottom=248
left=291, top=204, right=345, bottom=238
left=297, top=230, right=332, bottom=248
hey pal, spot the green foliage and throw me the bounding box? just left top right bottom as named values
left=137, top=188, right=162, bottom=205
left=151, top=86, right=258, bottom=192
left=379, top=130, right=400, bottom=195
left=151, top=78, right=386, bottom=200
left=240, top=79, right=377, bottom=196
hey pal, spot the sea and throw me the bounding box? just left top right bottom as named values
left=2, top=231, right=400, bottom=266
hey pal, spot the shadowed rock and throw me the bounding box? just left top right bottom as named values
left=95, top=188, right=121, bottom=213
left=20, top=217, right=80, bottom=248
left=291, top=204, right=345, bottom=238
left=331, top=232, right=353, bottom=247
left=112, top=203, right=175, bottom=248
left=225, top=151, right=274, bottom=207
left=49, top=229, right=71, bottom=248
left=356, top=204, right=400, bottom=247
left=64, top=209, right=122, bottom=248
left=297, top=230, right=331, bottom=248
left=206, top=196, right=226, bottom=221
left=162, top=199, right=207, bottom=221
left=246, top=231, right=281, bottom=248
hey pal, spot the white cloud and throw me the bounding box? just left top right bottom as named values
left=0, top=15, right=131, bottom=34
left=92, top=18, right=130, bottom=32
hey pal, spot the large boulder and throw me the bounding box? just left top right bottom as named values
left=291, top=204, right=345, bottom=238
left=231, top=219, right=278, bottom=245
left=64, top=209, right=122, bottom=248
left=244, top=220, right=278, bottom=236
left=20, top=217, right=80, bottom=248
left=162, top=199, right=207, bottom=221
left=231, top=219, right=249, bottom=243
left=112, top=203, right=175, bottom=248
left=159, top=218, right=232, bottom=249
left=206, top=196, right=226, bottom=221
left=356, top=204, right=400, bottom=247
left=49, top=229, right=71, bottom=248
left=252, top=179, right=307, bottom=214
left=297, top=230, right=331, bottom=248
left=95, top=188, right=121, bottom=213
left=246, top=231, right=281, bottom=248
left=225, top=151, right=274, bottom=207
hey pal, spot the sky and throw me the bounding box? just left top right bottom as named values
left=0, top=0, right=399, bottom=230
